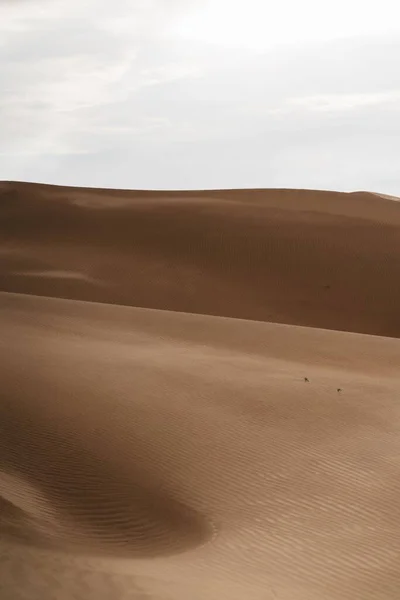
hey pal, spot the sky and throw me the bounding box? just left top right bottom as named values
left=0, top=0, right=399, bottom=194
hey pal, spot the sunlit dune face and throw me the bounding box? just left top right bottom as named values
left=171, top=0, right=399, bottom=50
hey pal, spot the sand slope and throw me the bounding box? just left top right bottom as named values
left=1, top=182, right=400, bottom=337
left=1, top=183, right=400, bottom=599
left=1, top=292, right=400, bottom=600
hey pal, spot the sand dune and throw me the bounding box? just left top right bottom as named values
left=1, top=292, right=400, bottom=599
left=1, top=183, right=400, bottom=599
left=1, top=181, right=400, bottom=337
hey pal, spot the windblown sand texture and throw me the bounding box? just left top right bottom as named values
left=1, top=181, right=400, bottom=600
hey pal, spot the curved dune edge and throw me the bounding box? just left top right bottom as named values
left=1, top=182, right=400, bottom=337
left=1, top=292, right=400, bottom=599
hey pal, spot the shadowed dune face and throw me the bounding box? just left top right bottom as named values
left=0, top=303, right=213, bottom=558
left=1, top=181, right=400, bottom=337
left=0, top=403, right=214, bottom=558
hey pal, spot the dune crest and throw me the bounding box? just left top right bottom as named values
left=1, top=181, right=400, bottom=337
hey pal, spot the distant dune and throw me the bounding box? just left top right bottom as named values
left=1, top=182, right=400, bottom=600
left=1, top=181, right=400, bottom=336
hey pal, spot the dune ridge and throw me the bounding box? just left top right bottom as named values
left=1, top=183, right=400, bottom=599
left=1, top=181, right=400, bottom=337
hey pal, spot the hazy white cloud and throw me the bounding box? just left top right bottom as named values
left=0, top=0, right=399, bottom=194
left=270, top=91, right=400, bottom=114
left=172, top=0, right=400, bottom=50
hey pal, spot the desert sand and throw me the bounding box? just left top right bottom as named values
left=1, top=181, right=400, bottom=599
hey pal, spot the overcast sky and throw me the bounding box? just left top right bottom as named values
left=1, top=0, right=399, bottom=193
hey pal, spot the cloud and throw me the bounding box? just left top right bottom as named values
left=171, top=0, right=400, bottom=50
left=268, top=91, right=400, bottom=115
left=0, top=1, right=399, bottom=195
left=0, top=1, right=205, bottom=156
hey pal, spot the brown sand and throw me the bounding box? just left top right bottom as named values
left=1, top=182, right=400, bottom=599
left=1, top=182, right=400, bottom=337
